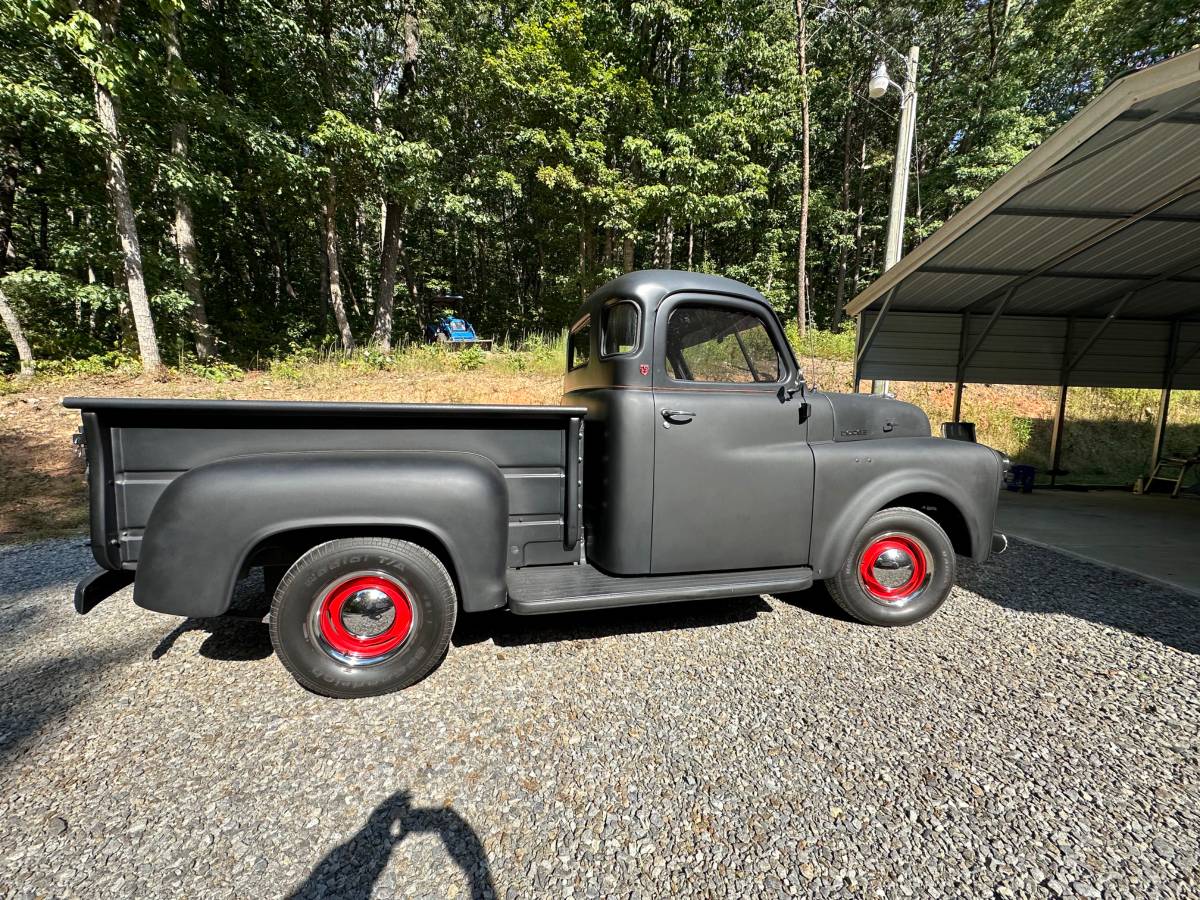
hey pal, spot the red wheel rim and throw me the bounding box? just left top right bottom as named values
left=315, top=575, right=414, bottom=662
left=858, top=535, right=927, bottom=601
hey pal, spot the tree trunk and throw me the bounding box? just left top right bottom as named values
left=343, top=251, right=361, bottom=316
left=166, top=12, right=213, bottom=359
left=322, top=174, right=355, bottom=352
left=317, top=0, right=353, bottom=352
left=370, top=5, right=419, bottom=350
left=832, top=88, right=856, bottom=327
left=578, top=220, right=588, bottom=300
left=793, top=0, right=810, bottom=336
left=658, top=216, right=673, bottom=268
left=623, top=235, right=635, bottom=272
left=257, top=202, right=298, bottom=305
left=849, top=133, right=867, bottom=300
left=33, top=155, right=49, bottom=269
left=0, top=135, right=19, bottom=270
left=0, top=287, right=33, bottom=377
left=91, top=1, right=162, bottom=373
left=372, top=201, right=403, bottom=350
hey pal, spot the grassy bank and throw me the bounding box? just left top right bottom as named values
left=2, top=333, right=1197, bottom=543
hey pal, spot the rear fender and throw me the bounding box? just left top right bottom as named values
left=134, top=451, right=508, bottom=617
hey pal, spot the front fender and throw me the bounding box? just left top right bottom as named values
left=134, top=451, right=509, bottom=617
left=809, top=438, right=1001, bottom=578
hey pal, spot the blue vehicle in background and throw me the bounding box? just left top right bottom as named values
left=423, top=296, right=492, bottom=349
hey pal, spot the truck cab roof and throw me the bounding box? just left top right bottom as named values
left=573, top=269, right=770, bottom=318
left=564, top=269, right=791, bottom=393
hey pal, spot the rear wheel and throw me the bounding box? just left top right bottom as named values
left=824, top=507, right=956, bottom=626
left=270, top=538, right=456, bottom=698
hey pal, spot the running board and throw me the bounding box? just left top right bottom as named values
left=506, top=563, right=813, bottom=615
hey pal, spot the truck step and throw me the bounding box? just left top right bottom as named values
left=506, top=563, right=813, bottom=615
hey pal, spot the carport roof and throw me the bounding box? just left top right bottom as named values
left=848, top=49, right=1200, bottom=390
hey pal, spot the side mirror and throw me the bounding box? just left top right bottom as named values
left=783, top=369, right=805, bottom=399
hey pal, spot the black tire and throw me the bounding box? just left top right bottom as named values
left=823, top=506, right=956, bottom=626
left=269, top=537, right=456, bottom=698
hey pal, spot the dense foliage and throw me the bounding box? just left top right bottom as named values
left=1, top=0, right=1197, bottom=372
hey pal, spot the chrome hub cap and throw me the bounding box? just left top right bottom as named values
left=340, top=588, right=397, bottom=638
left=870, top=547, right=916, bottom=591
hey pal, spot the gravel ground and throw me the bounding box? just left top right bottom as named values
left=1, top=538, right=1197, bottom=900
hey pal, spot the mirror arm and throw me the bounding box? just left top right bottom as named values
left=782, top=368, right=806, bottom=400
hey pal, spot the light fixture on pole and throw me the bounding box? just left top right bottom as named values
left=868, top=59, right=892, bottom=100
left=867, top=44, right=919, bottom=395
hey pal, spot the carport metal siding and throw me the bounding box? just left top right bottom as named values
left=857, top=312, right=1200, bottom=389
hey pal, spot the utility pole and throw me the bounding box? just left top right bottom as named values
left=884, top=45, right=919, bottom=272
left=870, top=43, right=918, bottom=395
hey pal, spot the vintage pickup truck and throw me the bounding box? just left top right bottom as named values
left=68, top=271, right=1006, bottom=697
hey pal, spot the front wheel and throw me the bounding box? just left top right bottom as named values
left=824, top=507, right=956, bottom=626
left=270, top=537, right=457, bottom=698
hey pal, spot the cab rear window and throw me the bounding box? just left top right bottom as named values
left=601, top=301, right=640, bottom=356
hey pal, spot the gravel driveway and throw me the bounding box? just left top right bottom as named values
left=1, top=538, right=1197, bottom=899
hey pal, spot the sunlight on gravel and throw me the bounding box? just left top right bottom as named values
left=1, top=539, right=1197, bottom=899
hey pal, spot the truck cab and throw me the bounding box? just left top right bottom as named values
left=563, top=271, right=814, bottom=576
left=68, top=271, right=1005, bottom=698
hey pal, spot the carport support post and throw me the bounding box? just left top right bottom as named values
left=1048, top=316, right=1078, bottom=488
left=1049, top=384, right=1068, bottom=488
left=1148, top=387, right=1172, bottom=472
left=854, top=286, right=897, bottom=391
left=951, top=311, right=968, bottom=422
left=1147, top=321, right=1181, bottom=475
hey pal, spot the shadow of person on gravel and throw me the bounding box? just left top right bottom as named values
left=960, top=541, right=1200, bottom=656
left=452, top=593, right=772, bottom=648
left=288, top=791, right=496, bottom=900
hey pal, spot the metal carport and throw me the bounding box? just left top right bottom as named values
left=847, top=48, right=1200, bottom=482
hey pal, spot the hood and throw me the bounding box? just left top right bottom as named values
left=816, top=392, right=931, bottom=442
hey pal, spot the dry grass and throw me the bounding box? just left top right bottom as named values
left=3, top=352, right=1198, bottom=544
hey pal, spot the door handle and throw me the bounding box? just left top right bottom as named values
left=661, top=408, right=697, bottom=424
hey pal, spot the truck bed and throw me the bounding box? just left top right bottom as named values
left=65, top=397, right=586, bottom=572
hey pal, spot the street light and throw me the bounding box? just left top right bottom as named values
left=868, top=44, right=919, bottom=395
left=868, top=59, right=892, bottom=100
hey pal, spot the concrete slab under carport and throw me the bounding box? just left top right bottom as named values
left=995, top=488, right=1200, bottom=597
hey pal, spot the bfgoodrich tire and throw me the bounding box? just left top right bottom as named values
left=824, top=506, right=956, bottom=626
left=269, top=538, right=457, bottom=698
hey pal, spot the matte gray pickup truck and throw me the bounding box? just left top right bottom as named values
left=68, top=271, right=1006, bottom=697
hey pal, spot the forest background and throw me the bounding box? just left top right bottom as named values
left=2, top=0, right=1197, bottom=372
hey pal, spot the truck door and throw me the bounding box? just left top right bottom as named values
left=650, top=296, right=814, bottom=574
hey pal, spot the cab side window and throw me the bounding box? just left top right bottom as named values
left=568, top=317, right=591, bottom=371
left=665, top=304, right=781, bottom=384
